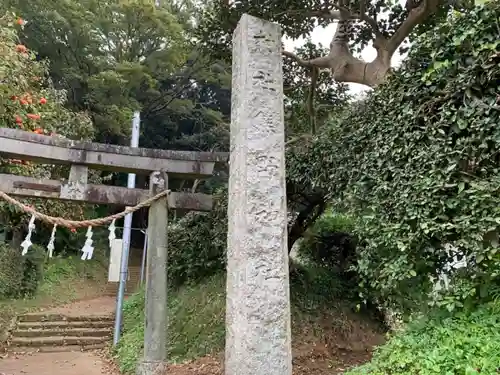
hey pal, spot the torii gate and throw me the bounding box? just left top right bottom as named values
left=0, top=128, right=228, bottom=375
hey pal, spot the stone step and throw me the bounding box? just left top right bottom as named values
left=105, top=281, right=138, bottom=289
left=103, top=281, right=138, bottom=296
left=12, top=327, right=111, bottom=338
left=17, top=320, right=114, bottom=330
left=8, top=343, right=107, bottom=353
left=10, top=336, right=109, bottom=347
left=18, top=313, right=114, bottom=323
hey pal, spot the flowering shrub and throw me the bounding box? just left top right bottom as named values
left=0, top=13, right=96, bottom=235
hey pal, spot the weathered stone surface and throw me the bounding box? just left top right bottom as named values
left=0, top=128, right=227, bottom=177
left=0, top=128, right=228, bottom=162
left=225, top=14, right=292, bottom=375
left=60, top=164, right=88, bottom=200
left=137, top=172, right=169, bottom=375
left=136, top=361, right=169, bottom=375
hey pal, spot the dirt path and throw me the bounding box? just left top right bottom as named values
left=42, top=296, right=117, bottom=316
left=0, top=351, right=115, bottom=375
left=0, top=296, right=118, bottom=375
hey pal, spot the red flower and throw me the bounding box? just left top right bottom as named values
left=70, top=228, right=76, bottom=233
left=16, top=18, right=24, bottom=26
left=33, top=127, right=43, bottom=134
left=39, top=97, right=47, bottom=104
left=10, top=95, right=17, bottom=101
left=20, top=99, right=28, bottom=105
left=16, top=44, right=27, bottom=53
left=15, top=115, right=22, bottom=124
left=27, top=114, right=41, bottom=120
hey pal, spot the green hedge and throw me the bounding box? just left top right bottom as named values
left=288, top=3, right=500, bottom=312
left=114, top=275, right=227, bottom=373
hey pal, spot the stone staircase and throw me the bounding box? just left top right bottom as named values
left=104, top=266, right=142, bottom=297
left=7, top=313, right=114, bottom=353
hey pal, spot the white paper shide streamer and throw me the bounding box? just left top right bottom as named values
left=21, top=214, right=36, bottom=256
left=108, top=219, right=116, bottom=248
left=432, top=243, right=468, bottom=294
left=47, top=224, right=57, bottom=258
left=81, top=226, right=94, bottom=260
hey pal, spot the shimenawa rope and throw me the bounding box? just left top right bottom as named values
left=0, top=189, right=170, bottom=229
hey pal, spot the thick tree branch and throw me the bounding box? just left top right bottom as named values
left=282, top=51, right=332, bottom=69
left=387, top=0, right=441, bottom=54
left=287, top=192, right=327, bottom=253
left=282, top=1, right=395, bottom=88
left=330, top=2, right=385, bottom=42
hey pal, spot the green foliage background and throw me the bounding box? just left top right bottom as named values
left=297, top=211, right=355, bottom=266
left=167, top=189, right=228, bottom=286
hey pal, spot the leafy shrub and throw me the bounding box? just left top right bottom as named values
left=297, top=212, right=356, bottom=271
left=0, top=243, right=24, bottom=298
left=0, top=242, right=45, bottom=299
left=114, top=288, right=146, bottom=374
left=347, top=302, right=500, bottom=375
left=168, top=188, right=227, bottom=286
left=20, top=244, right=45, bottom=297
left=290, top=262, right=360, bottom=308
left=290, top=3, right=500, bottom=312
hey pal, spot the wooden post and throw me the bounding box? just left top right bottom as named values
left=136, top=171, right=169, bottom=375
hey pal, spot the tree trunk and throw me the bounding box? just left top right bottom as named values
left=321, top=14, right=392, bottom=87
left=287, top=194, right=326, bottom=253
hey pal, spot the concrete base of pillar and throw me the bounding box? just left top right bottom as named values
left=136, top=360, right=168, bottom=375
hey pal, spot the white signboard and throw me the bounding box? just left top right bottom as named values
left=108, top=239, right=123, bottom=282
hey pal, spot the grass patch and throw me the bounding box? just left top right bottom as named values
left=115, top=275, right=226, bottom=373
left=114, top=264, right=385, bottom=374
left=346, top=301, right=500, bottom=375
left=0, top=253, right=108, bottom=344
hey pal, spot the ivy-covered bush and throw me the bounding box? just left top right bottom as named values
left=289, top=3, right=500, bottom=312
left=346, top=301, right=500, bottom=375
left=168, top=188, right=227, bottom=286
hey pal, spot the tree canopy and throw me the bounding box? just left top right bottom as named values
left=198, top=0, right=474, bottom=88
left=7, top=0, right=231, bottom=150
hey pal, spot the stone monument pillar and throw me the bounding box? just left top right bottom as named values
left=225, top=13, right=292, bottom=375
